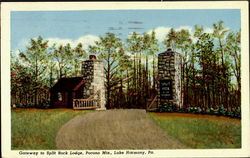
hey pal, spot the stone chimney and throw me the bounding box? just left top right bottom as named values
left=158, top=49, right=183, bottom=108
left=82, top=55, right=106, bottom=110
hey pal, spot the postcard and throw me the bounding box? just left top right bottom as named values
left=1, top=1, right=249, bottom=158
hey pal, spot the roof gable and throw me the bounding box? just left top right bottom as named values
left=50, top=77, right=84, bottom=92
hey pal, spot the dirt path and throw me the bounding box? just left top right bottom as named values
left=56, top=109, right=186, bottom=149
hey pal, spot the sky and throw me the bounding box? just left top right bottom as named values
left=11, top=9, right=241, bottom=54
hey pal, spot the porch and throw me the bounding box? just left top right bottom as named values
left=73, top=98, right=100, bottom=110
left=73, top=90, right=101, bottom=110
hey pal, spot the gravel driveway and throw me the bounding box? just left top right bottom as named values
left=56, top=109, right=186, bottom=149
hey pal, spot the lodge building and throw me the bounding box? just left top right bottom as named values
left=50, top=55, right=106, bottom=110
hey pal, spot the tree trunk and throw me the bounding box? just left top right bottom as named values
left=106, top=49, right=111, bottom=109
left=152, top=55, right=155, bottom=89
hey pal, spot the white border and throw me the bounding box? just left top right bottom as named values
left=1, top=2, right=249, bottom=158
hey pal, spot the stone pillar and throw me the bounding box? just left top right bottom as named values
left=158, top=49, right=183, bottom=108
left=82, top=59, right=106, bottom=110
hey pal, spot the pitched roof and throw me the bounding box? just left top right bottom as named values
left=50, top=77, right=85, bottom=92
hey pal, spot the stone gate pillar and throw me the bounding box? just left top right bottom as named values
left=82, top=58, right=106, bottom=110
left=158, top=49, right=183, bottom=108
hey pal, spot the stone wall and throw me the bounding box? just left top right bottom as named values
left=82, top=59, right=106, bottom=110
left=158, top=49, right=183, bottom=107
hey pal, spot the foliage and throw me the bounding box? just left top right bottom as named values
left=12, top=36, right=50, bottom=107
left=159, top=103, right=178, bottom=112
left=11, top=20, right=241, bottom=110
left=159, top=105, right=241, bottom=119
left=159, top=103, right=173, bottom=112
left=89, top=32, right=125, bottom=109
left=36, top=100, right=51, bottom=109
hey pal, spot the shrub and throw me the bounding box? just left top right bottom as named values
left=187, top=106, right=195, bottom=113
left=196, top=107, right=202, bottom=113
left=226, top=107, right=234, bottom=117
left=201, top=107, right=206, bottom=114
left=205, top=108, right=210, bottom=114
left=178, top=108, right=186, bottom=113
left=191, top=107, right=196, bottom=113
left=159, top=103, right=175, bottom=112
left=218, top=105, right=226, bottom=116
left=15, top=103, right=31, bottom=108
left=210, top=107, right=219, bottom=115
left=14, top=100, right=51, bottom=109
left=26, top=102, right=35, bottom=108
left=37, top=100, right=50, bottom=109
left=15, top=103, right=22, bottom=108
left=158, top=103, right=241, bottom=119
left=234, top=107, right=241, bottom=118
left=173, top=106, right=180, bottom=112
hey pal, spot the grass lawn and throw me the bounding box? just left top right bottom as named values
left=149, top=112, right=241, bottom=149
left=11, top=108, right=92, bottom=150
left=11, top=108, right=241, bottom=150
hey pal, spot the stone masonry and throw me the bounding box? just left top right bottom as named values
left=82, top=59, right=106, bottom=110
left=158, top=49, right=183, bottom=107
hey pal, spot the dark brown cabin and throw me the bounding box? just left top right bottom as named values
left=50, top=77, right=85, bottom=108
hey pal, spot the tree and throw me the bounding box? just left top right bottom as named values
left=89, top=32, right=124, bottom=109
left=113, top=51, right=131, bottom=108
left=212, top=20, right=230, bottom=106
left=176, top=29, right=192, bottom=106
left=10, top=21, right=241, bottom=110
left=72, top=43, right=86, bottom=76
left=226, top=30, right=241, bottom=106
left=195, top=33, right=215, bottom=107
left=11, top=52, right=32, bottom=106
left=163, top=28, right=178, bottom=50
left=52, top=43, right=73, bottom=79
left=147, top=30, right=160, bottom=90
left=126, top=32, right=144, bottom=107
left=46, top=44, right=57, bottom=88
left=18, top=36, right=49, bottom=106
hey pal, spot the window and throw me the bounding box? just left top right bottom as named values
left=58, top=92, right=63, bottom=101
